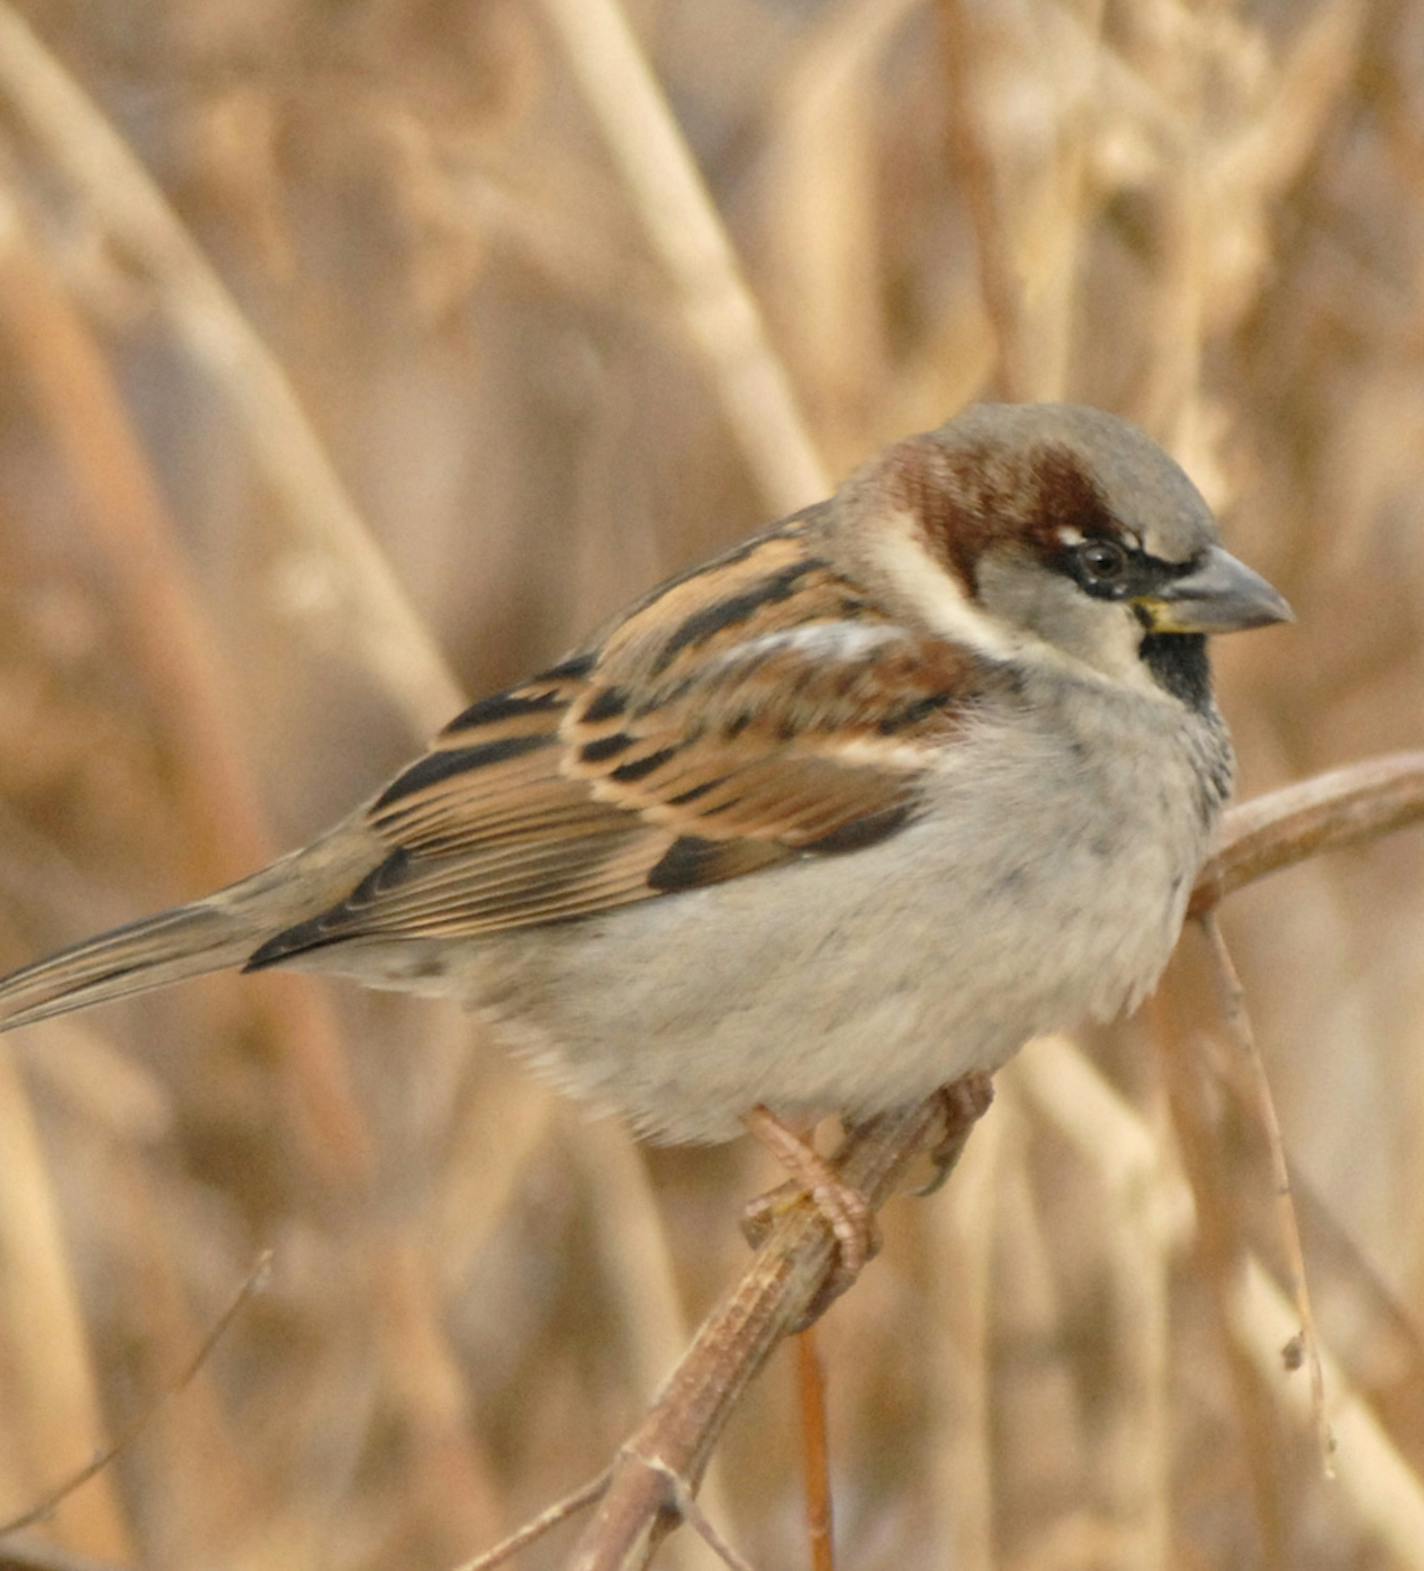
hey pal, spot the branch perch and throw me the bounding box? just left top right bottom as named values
left=471, top=749, right=1424, bottom=1570
left=1191, top=751, right=1424, bottom=913
left=568, top=1089, right=987, bottom=1571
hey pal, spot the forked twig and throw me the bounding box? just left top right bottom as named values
left=614, top=1453, right=759, bottom=1571
left=566, top=1088, right=988, bottom=1571
left=448, top=1471, right=612, bottom=1571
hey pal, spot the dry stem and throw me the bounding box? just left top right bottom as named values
left=935, top=0, right=1029, bottom=400
left=795, top=1330, right=835, bottom=1571
left=567, top=1093, right=982, bottom=1571
left=1190, top=752, right=1424, bottom=914
left=0, top=2, right=461, bottom=731
left=0, top=1253, right=270, bottom=1540
left=1200, top=913, right=1335, bottom=1477
left=1151, top=963, right=1289, bottom=1566
left=532, top=0, right=825, bottom=515
left=0, top=198, right=372, bottom=1188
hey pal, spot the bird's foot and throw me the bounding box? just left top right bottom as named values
left=914, top=1072, right=996, bottom=1196
left=740, top=1106, right=880, bottom=1312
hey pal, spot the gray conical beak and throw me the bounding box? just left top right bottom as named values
left=1140, top=546, right=1293, bottom=635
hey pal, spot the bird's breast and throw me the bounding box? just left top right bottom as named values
left=436, top=690, right=1228, bottom=1144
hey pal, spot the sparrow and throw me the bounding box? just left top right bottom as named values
left=0, top=404, right=1289, bottom=1262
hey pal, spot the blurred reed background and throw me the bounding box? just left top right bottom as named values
left=0, top=1, right=1421, bottom=1567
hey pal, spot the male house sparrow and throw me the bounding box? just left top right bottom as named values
left=0, top=405, right=1288, bottom=1259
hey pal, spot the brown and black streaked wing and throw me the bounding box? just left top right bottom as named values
left=564, top=620, right=979, bottom=855
left=245, top=653, right=660, bottom=965
left=247, top=534, right=983, bottom=967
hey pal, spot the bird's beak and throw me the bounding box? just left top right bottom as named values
left=1137, top=546, right=1293, bottom=635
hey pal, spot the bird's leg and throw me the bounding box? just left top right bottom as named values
left=914, top=1072, right=996, bottom=1196
left=739, top=1106, right=880, bottom=1283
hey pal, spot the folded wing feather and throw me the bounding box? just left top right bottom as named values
left=247, top=617, right=981, bottom=965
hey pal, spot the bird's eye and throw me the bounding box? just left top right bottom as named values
left=1077, top=539, right=1128, bottom=583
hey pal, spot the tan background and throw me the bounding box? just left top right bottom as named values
left=0, top=1, right=1421, bottom=1567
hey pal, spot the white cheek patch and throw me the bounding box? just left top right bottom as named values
left=873, top=520, right=1022, bottom=659
left=875, top=514, right=1173, bottom=701
left=1089, top=609, right=1164, bottom=694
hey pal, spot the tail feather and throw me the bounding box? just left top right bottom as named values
left=0, top=902, right=260, bottom=1030
left=0, top=823, right=385, bottom=1032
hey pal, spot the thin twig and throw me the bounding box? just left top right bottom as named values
left=1236, top=1256, right=1424, bottom=1566
left=1150, top=969, right=1289, bottom=1567
left=0, top=1253, right=271, bottom=1539
left=795, top=1330, right=835, bottom=1571
left=1200, top=913, right=1336, bottom=1477
left=446, top=1470, right=612, bottom=1571
left=1018, top=1035, right=1424, bottom=1567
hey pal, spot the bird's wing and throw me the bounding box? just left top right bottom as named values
left=247, top=530, right=987, bottom=965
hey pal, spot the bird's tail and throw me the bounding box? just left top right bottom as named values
left=0, top=825, right=380, bottom=1032
left=0, top=901, right=262, bottom=1031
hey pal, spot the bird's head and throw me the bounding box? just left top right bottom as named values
left=838, top=401, right=1291, bottom=707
